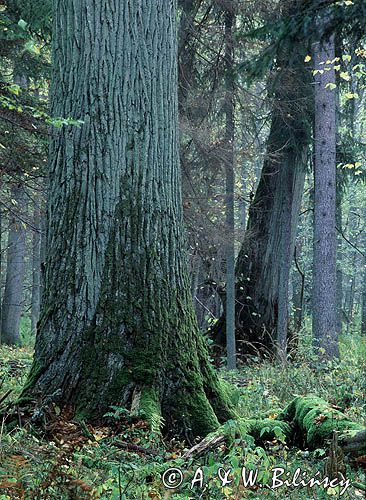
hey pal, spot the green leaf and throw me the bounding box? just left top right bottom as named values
left=18, top=19, right=28, bottom=30
left=259, top=426, right=270, bottom=437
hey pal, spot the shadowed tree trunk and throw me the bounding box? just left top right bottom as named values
left=223, top=5, right=236, bottom=370
left=31, top=202, right=41, bottom=334
left=312, top=13, right=339, bottom=359
left=212, top=0, right=311, bottom=356
left=362, top=254, right=366, bottom=336
left=178, top=0, right=201, bottom=115
left=1, top=183, right=27, bottom=345
left=0, top=205, right=2, bottom=331
left=22, top=0, right=234, bottom=438
left=335, top=188, right=343, bottom=336
left=293, top=243, right=305, bottom=332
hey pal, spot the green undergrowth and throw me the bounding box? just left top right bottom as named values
left=227, top=333, right=366, bottom=425
left=0, top=333, right=365, bottom=499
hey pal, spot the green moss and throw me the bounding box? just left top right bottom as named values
left=281, top=395, right=365, bottom=449
left=125, top=348, right=160, bottom=385
left=19, top=359, right=43, bottom=400
left=134, top=386, right=162, bottom=434
left=220, top=379, right=240, bottom=407
left=178, top=388, right=220, bottom=437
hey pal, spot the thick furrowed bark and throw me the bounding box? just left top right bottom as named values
left=212, top=74, right=310, bottom=356
left=21, top=0, right=234, bottom=439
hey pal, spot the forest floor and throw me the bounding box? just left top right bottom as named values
left=0, top=332, right=365, bottom=499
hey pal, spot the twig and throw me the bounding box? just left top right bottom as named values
left=113, top=439, right=159, bottom=457
left=0, top=389, right=12, bottom=406
left=336, top=226, right=365, bottom=256
left=182, top=434, right=225, bottom=459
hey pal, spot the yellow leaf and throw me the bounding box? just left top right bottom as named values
left=222, top=486, right=233, bottom=497
left=340, top=71, right=351, bottom=81
left=304, top=55, right=312, bottom=63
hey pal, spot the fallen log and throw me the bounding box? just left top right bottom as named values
left=339, top=430, right=366, bottom=454
left=183, top=396, right=366, bottom=459
left=183, top=433, right=226, bottom=459
left=278, top=395, right=365, bottom=452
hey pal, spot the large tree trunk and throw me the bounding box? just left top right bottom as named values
left=312, top=16, right=339, bottom=359
left=22, top=0, right=233, bottom=439
left=1, top=183, right=27, bottom=345
left=212, top=3, right=311, bottom=356
left=223, top=6, right=236, bottom=369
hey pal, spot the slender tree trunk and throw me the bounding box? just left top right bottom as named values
left=178, top=0, right=199, bottom=115
left=31, top=202, right=41, bottom=334
left=223, top=7, right=236, bottom=370
left=312, top=17, right=339, bottom=358
left=212, top=6, right=311, bottom=355
left=0, top=204, right=2, bottom=331
left=276, top=163, right=297, bottom=361
left=1, top=183, right=27, bottom=345
left=361, top=255, right=366, bottom=335
left=293, top=244, right=305, bottom=331
left=335, top=188, right=343, bottom=336
left=22, top=0, right=233, bottom=438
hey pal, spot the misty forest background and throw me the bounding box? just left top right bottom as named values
left=0, top=0, right=365, bottom=499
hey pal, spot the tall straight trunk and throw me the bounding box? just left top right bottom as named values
left=22, top=0, right=233, bottom=438
left=0, top=204, right=2, bottom=331
left=31, top=202, right=41, bottom=334
left=345, top=270, right=356, bottom=334
left=212, top=3, right=311, bottom=355
left=0, top=204, right=3, bottom=333
left=223, top=7, right=236, bottom=370
left=276, top=160, right=301, bottom=361
left=1, top=183, right=27, bottom=345
left=312, top=17, right=339, bottom=358
left=178, top=0, right=199, bottom=115
left=335, top=188, right=343, bottom=335
left=361, top=255, right=366, bottom=335
left=293, top=243, right=305, bottom=331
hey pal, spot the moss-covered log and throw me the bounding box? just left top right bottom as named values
left=184, top=396, right=365, bottom=458
left=279, top=395, right=365, bottom=451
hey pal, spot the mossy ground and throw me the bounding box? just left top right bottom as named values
left=0, top=332, right=365, bottom=499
